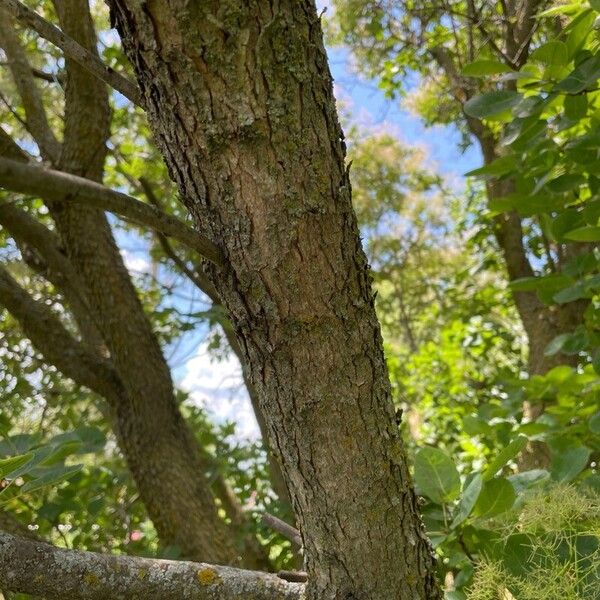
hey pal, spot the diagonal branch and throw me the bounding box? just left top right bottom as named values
left=0, top=531, right=304, bottom=600
left=0, top=125, right=30, bottom=162
left=0, top=157, right=224, bottom=265
left=0, top=201, right=105, bottom=349
left=0, top=263, right=122, bottom=400
left=0, top=0, right=143, bottom=107
left=0, top=6, right=61, bottom=162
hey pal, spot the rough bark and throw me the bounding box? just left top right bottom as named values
left=110, top=2, right=440, bottom=598
left=0, top=531, right=303, bottom=600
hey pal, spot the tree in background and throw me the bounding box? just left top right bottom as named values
left=0, top=0, right=280, bottom=569
left=329, top=0, right=595, bottom=467
left=347, top=131, right=525, bottom=456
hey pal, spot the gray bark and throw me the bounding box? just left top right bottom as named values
left=0, top=531, right=302, bottom=600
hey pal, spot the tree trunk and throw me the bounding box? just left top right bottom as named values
left=479, top=142, right=583, bottom=470
left=110, top=2, right=440, bottom=598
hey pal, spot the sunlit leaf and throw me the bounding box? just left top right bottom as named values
left=414, top=448, right=461, bottom=504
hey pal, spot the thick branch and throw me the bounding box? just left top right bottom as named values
left=0, top=157, right=224, bottom=265
left=0, top=0, right=143, bottom=106
left=0, top=263, right=121, bottom=400
left=0, top=7, right=61, bottom=161
left=0, top=531, right=303, bottom=600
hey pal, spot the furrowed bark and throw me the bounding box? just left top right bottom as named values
left=0, top=531, right=303, bottom=600
left=141, top=177, right=293, bottom=512
left=109, top=2, right=440, bottom=598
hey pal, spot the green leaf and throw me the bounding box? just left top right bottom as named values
left=21, top=463, right=83, bottom=494
left=589, top=411, right=600, bottom=434
left=474, top=477, right=516, bottom=518
left=553, top=281, right=586, bottom=304
left=564, top=226, right=600, bottom=241
left=537, top=3, right=584, bottom=17
left=555, top=54, right=600, bottom=94
left=530, top=41, right=568, bottom=66
left=462, top=60, right=513, bottom=77
left=500, top=534, right=533, bottom=576
left=564, top=94, right=588, bottom=120
left=465, top=156, right=516, bottom=178
left=464, top=91, right=522, bottom=119
left=551, top=446, right=591, bottom=481
left=508, top=469, right=550, bottom=494
left=510, top=274, right=571, bottom=293
left=414, top=447, right=461, bottom=504
left=544, top=333, right=570, bottom=356
left=483, top=436, right=528, bottom=481
left=566, top=10, right=596, bottom=58
left=546, top=173, right=585, bottom=193
left=0, top=453, right=33, bottom=479
left=451, top=474, right=483, bottom=528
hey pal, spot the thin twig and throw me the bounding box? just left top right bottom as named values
left=260, top=512, right=302, bottom=547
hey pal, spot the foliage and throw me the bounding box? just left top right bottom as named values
left=334, top=0, right=600, bottom=597
left=462, top=4, right=600, bottom=361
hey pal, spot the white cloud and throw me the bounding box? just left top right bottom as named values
left=119, top=249, right=151, bottom=274
left=180, top=341, right=260, bottom=441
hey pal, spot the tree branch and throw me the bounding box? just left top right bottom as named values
left=0, top=125, right=30, bottom=162
left=0, top=201, right=106, bottom=349
left=261, top=513, right=302, bottom=548
left=0, top=6, right=61, bottom=162
left=0, top=263, right=122, bottom=400
left=0, top=157, right=224, bottom=265
left=0, top=60, right=65, bottom=84
left=0, top=0, right=143, bottom=107
left=0, top=531, right=303, bottom=600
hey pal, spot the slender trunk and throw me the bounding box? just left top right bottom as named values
left=479, top=141, right=583, bottom=470
left=110, top=2, right=440, bottom=598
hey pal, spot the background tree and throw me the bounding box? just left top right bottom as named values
left=329, top=0, right=597, bottom=466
